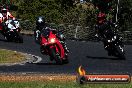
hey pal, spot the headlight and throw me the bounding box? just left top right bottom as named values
left=114, top=36, right=117, bottom=39
left=111, top=36, right=117, bottom=42
left=49, top=38, right=55, bottom=43
left=115, top=24, right=118, bottom=27
left=108, top=40, right=111, bottom=42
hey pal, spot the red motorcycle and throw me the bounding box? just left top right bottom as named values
left=40, top=29, right=69, bottom=64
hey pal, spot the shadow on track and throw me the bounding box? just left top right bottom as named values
left=86, top=55, right=125, bottom=60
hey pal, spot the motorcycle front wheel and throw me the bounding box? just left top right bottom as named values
left=50, top=48, right=63, bottom=65
left=115, top=45, right=125, bottom=59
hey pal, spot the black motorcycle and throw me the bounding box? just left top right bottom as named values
left=100, top=22, right=125, bottom=59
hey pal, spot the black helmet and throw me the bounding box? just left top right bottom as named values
left=36, top=16, right=45, bottom=26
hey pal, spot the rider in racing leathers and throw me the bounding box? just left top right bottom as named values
left=34, top=16, right=69, bottom=53
left=0, top=7, right=15, bottom=36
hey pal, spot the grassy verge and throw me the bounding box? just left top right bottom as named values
left=0, top=74, right=131, bottom=88
left=0, top=80, right=131, bottom=88
left=0, top=49, right=26, bottom=63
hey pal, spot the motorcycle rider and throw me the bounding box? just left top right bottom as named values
left=93, top=0, right=125, bottom=57
left=93, top=0, right=115, bottom=47
left=95, top=11, right=117, bottom=38
left=93, top=0, right=114, bottom=36
left=95, top=12, right=117, bottom=56
left=34, top=16, right=47, bottom=43
left=0, top=7, right=15, bottom=36
left=34, top=16, right=69, bottom=53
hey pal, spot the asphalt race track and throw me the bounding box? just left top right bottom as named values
left=0, top=35, right=132, bottom=75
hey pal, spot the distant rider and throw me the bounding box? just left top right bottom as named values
left=95, top=11, right=118, bottom=56
left=0, top=7, right=15, bottom=35
left=92, top=0, right=114, bottom=37
left=95, top=11, right=107, bottom=38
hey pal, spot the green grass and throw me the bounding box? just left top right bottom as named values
left=0, top=81, right=131, bottom=88
left=0, top=49, right=25, bottom=63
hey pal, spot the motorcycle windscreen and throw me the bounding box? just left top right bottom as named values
left=41, top=29, right=50, bottom=38
left=7, top=23, right=16, bottom=31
